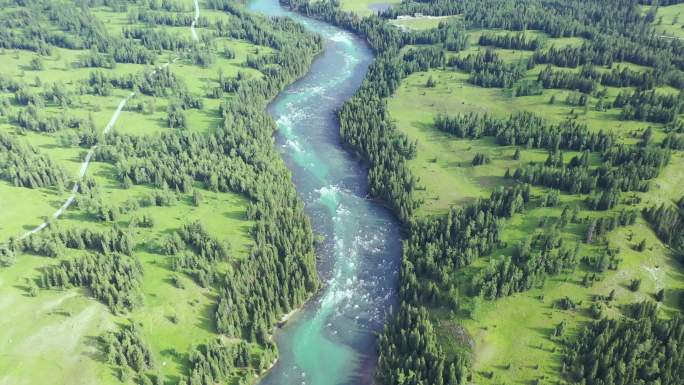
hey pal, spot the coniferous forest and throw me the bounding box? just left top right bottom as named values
left=1, top=0, right=684, bottom=384
left=0, top=0, right=320, bottom=383
left=286, top=0, right=684, bottom=384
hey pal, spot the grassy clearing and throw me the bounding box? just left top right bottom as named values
left=388, top=26, right=684, bottom=385
left=649, top=3, right=684, bottom=39
left=0, top=253, right=117, bottom=385
left=0, top=2, right=264, bottom=384
left=387, top=66, right=646, bottom=215
left=338, top=0, right=402, bottom=17
left=390, top=16, right=458, bottom=31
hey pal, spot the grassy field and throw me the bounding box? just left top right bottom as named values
left=389, top=16, right=458, bottom=31
left=648, top=3, right=684, bottom=39
left=0, top=1, right=266, bottom=384
left=387, top=26, right=684, bottom=384
left=338, top=0, right=401, bottom=17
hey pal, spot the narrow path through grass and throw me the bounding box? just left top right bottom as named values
left=18, top=0, right=202, bottom=241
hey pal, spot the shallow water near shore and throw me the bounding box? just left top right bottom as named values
left=247, top=1, right=402, bottom=384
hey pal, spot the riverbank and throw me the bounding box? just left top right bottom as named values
left=248, top=0, right=401, bottom=384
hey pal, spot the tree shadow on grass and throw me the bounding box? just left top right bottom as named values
left=223, top=209, right=247, bottom=222
left=59, top=210, right=104, bottom=226
left=82, top=334, right=106, bottom=364
left=473, top=175, right=509, bottom=191
left=92, top=164, right=124, bottom=190
left=196, top=291, right=218, bottom=335
left=528, top=326, right=553, bottom=341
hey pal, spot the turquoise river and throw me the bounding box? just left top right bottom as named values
left=247, top=1, right=402, bottom=384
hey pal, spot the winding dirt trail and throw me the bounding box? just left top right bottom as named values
left=191, top=0, right=200, bottom=41
left=18, top=1, right=201, bottom=240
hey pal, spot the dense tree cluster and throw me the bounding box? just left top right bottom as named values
left=89, top=7, right=322, bottom=348
left=401, top=185, right=529, bottom=307
left=86, top=67, right=201, bottom=106
left=122, top=26, right=194, bottom=52
left=478, top=32, right=543, bottom=51
left=377, top=304, right=469, bottom=385
left=130, top=8, right=209, bottom=29
left=505, top=133, right=669, bottom=200
left=0, top=4, right=327, bottom=384
left=102, top=322, right=154, bottom=374
left=39, top=253, right=143, bottom=313
left=179, top=338, right=273, bottom=385
left=408, top=19, right=469, bottom=51
left=166, top=221, right=229, bottom=287
left=538, top=65, right=596, bottom=93
left=0, top=132, right=69, bottom=188
left=564, top=302, right=684, bottom=385
left=434, top=111, right=615, bottom=151
left=585, top=209, right=638, bottom=244
left=643, top=196, right=684, bottom=250
left=18, top=223, right=133, bottom=258
left=14, top=105, right=84, bottom=133
left=78, top=49, right=116, bottom=69
left=471, top=152, right=490, bottom=166
left=474, top=232, right=579, bottom=299
left=613, top=89, right=683, bottom=123
left=448, top=50, right=525, bottom=88
left=290, top=1, right=684, bottom=384
left=0, top=0, right=158, bottom=63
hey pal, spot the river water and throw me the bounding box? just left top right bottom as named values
left=247, top=1, right=401, bottom=384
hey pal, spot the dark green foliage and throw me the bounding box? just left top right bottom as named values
left=583, top=246, right=624, bottom=273
left=178, top=338, right=272, bottom=385
left=91, top=4, right=322, bottom=346
left=377, top=304, right=469, bottom=385
left=434, top=111, right=615, bottom=152
left=426, top=75, right=437, bottom=88
left=167, top=101, right=187, bottom=129
left=449, top=50, right=525, bottom=88
left=15, top=104, right=85, bottom=133
left=471, top=152, right=489, bottom=166
left=39, top=253, right=143, bottom=313
left=473, top=232, right=579, bottom=299
left=538, top=65, right=595, bottom=93
left=635, top=239, right=647, bottom=252
left=540, top=189, right=561, bottom=207
left=192, top=189, right=203, bottom=206
left=169, top=221, right=228, bottom=287
left=479, top=32, right=542, bottom=50
left=513, top=143, right=668, bottom=197
left=19, top=223, right=134, bottom=257
left=194, top=1, right=684, bottom=384
left=29, top=57, right=44, bottom=70
left=614, top=89, right=683, bottom=124
left=102, top=322, right=153, bottom=373
left=122, top=26, right=194, bottom=52
left=513, top=79, right=543, bottom=97
left=401, top=185, right=529, bottom=306
left=643, top=197, right=684, bottom=250
left=586, top=188, right=621, bottom=211
left=0, top=0, right=157, bottom=63
left=556, top=296, right=577, bottom=310
left=565, top=302, right=684, bottom=385
left=0, top=132, right=69, bottom=188
left=78, top=50, right=116, bottom=69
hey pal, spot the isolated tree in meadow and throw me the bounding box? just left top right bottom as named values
left=586, top=219, right=596, bottom=243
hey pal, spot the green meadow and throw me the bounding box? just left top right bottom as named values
left=0, top=1, right=268, bottom=384
left=649, top=3, right=684, bottom=39
left=338, top=0, right=401, bottom=16
left=387, top=28, right=684, bottom=384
